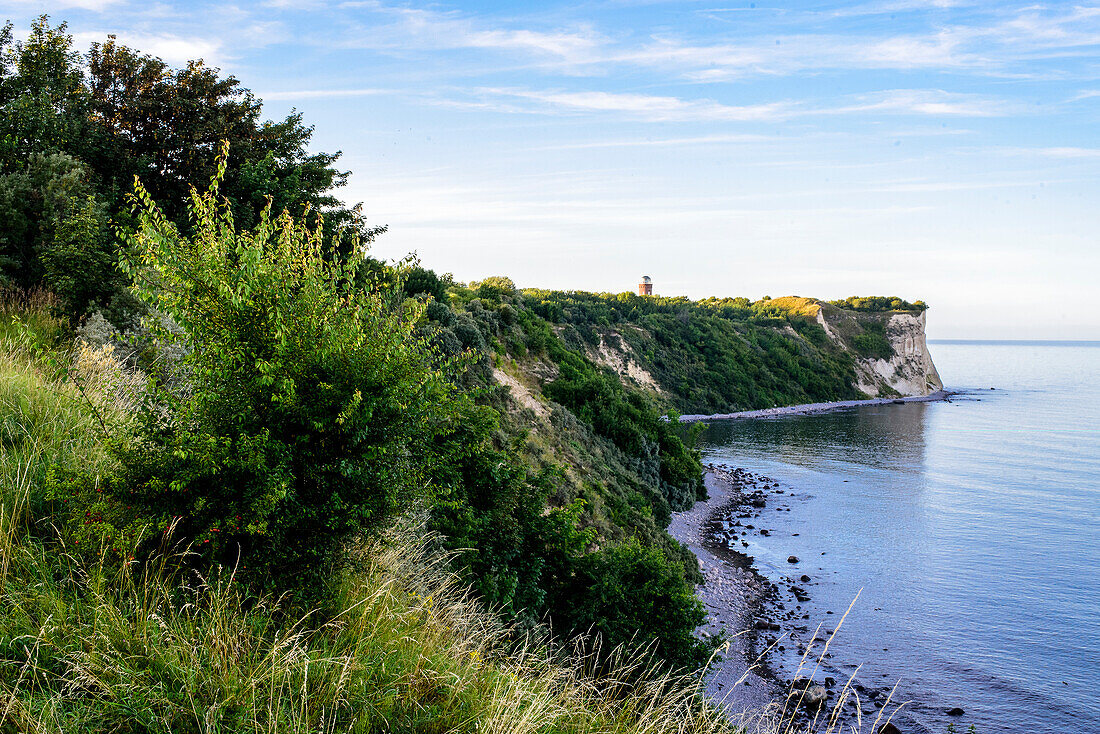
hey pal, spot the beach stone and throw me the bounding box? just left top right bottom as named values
left=787, top=555, right=800, bottom=563
left=946, top=707, right=965, bottom=716
left=800, top=574, right=811, bottom=582
left=878, top=724, right=902, bottom=734
left=805, top=685, right=828, bottom=709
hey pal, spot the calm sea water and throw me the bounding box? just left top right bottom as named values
left=699, top=342, right=1100, bottom=734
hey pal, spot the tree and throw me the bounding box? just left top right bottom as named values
left=0, top=152, right=120, bottom=315
left=0, top=16, right=88, bottom=167
left=0, top=16, right=384, bottom=319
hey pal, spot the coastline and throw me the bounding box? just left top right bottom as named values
left=668, top=468, right=780, bottom=720
left=678, top=390, right=951, bottom=423
left=674, top=410, right=955, bottom=733
left=673, top=466, right=902, bottom=732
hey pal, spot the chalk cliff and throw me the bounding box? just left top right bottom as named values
left=816, top=306, right=943, bottom=397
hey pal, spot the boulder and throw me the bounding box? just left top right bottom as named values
left=787, top=555, right=800, bottom=563
left=805, top=685, right=828, bottom=709
left=946, top=707, right=965, bottom=716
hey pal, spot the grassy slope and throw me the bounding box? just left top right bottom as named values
left=518, top=290, right=925, bottom=415
left=0, top=294, right=747, bottom=734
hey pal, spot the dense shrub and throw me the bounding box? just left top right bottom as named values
left=543, top=350, right=703, bottom=512
left=550, top=538, right=713, bottom=671
left=828, top=295, right=927, bottom=312
left=851, top=331, right=894, bottom=360
left=51, top=151, right=458, bottom=595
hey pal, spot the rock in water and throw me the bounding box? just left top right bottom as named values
left=878, top=723, right=902, bottom=734
left=788, top=555, right=800, bottom=563
left=946, top=707, right=965, bottom=716
left=805, top=685, right=828, bottom=709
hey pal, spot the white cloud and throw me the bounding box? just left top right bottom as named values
left=470, top=88, right=795, bottom=121
left=456, top=86, right=1008, bottom=122
left=998, top=146, right=1100, bottom=159
left=1069, top=89, right=1100, bottom=102
left=70, top=30, right=223, bottom=66
left=332, top=3, right=604, bottom=65
left=536, top=133, right=779, bottom=150
left=260, top=88, right=389, bottom=100
left=4, top=0, right=123, bottom=10
left=838, top=89, right=1010, bottom=117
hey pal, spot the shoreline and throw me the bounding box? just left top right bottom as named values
left=672, top=465, right=919, bottom=732
left=668, top=468, right=780, bottom=720
left=678, top=390, right=952, bottom=423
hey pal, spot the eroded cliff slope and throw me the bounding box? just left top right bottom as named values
left=815, top=304, right=943, bottom=398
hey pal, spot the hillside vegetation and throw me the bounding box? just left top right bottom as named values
left=2, top=293, right=745, bottom=734
left=512, top=289, right=923, bottom=415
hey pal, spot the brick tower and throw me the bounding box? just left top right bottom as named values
left=638, top=275, right=653, bottom=296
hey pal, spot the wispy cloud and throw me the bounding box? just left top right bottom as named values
left=536, top=133, right=780, bottom=150
left=329, top=2, right=1100, bottom=81
left=260, top=88, right=390, bottom=100
left=997, top=146, right=1100, bottom=159
left=451, top=86, right=1009, bottom=122
left=71, top=30, right=224, bottom=66
left=329, top=2, right=604, bottom=65
left=471, top=88, right=794, bottom=121
left=1068, top=89, right=1100, bottom=102
left=4, top=0, right=123, bottom=10
left=837, top=89, right=1011, bottom=117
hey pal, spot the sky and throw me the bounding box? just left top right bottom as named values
left=4, top=1, right=1100, bottom=339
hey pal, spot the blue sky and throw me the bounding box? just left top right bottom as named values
left=5, top=0, right=1100, bottom=338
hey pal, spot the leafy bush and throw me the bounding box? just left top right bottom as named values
left=543, top=349, right=702, bottom=513
left=550, top=538, right=713, bottom=671
left=51, top=150, right=458, bottom=595
left=828, top=295, right=928, bottom=312
left=403, top=265, right=449, bottom=302
left=851, top=332, right=893, bottom=360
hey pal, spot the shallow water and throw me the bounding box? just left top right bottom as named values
left=699, top=342, right=1100, bottom=734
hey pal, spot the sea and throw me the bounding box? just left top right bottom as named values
left=698, top=341, right=1100, bottom=734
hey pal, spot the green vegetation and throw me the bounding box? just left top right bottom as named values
left=849, top=320, right=894, bottom=360
left=0, top=16, right=715, bottom=682
left=1, top=16, right=379, bottom=323
left=1, top=297, right=736, bottom=732
left=49, top=149, right=459, bottom=595
left=827, top=296, right=927, bottom=313
left=521, top=289, right=861, bottom=415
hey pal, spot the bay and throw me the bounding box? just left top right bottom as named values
left=699, top=341, right=1100, bottom=734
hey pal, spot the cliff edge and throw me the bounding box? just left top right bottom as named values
left=816, top=305, right=943, bottom=397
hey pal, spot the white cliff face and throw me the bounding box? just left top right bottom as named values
left=850, top=311, right=943, bottom=397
